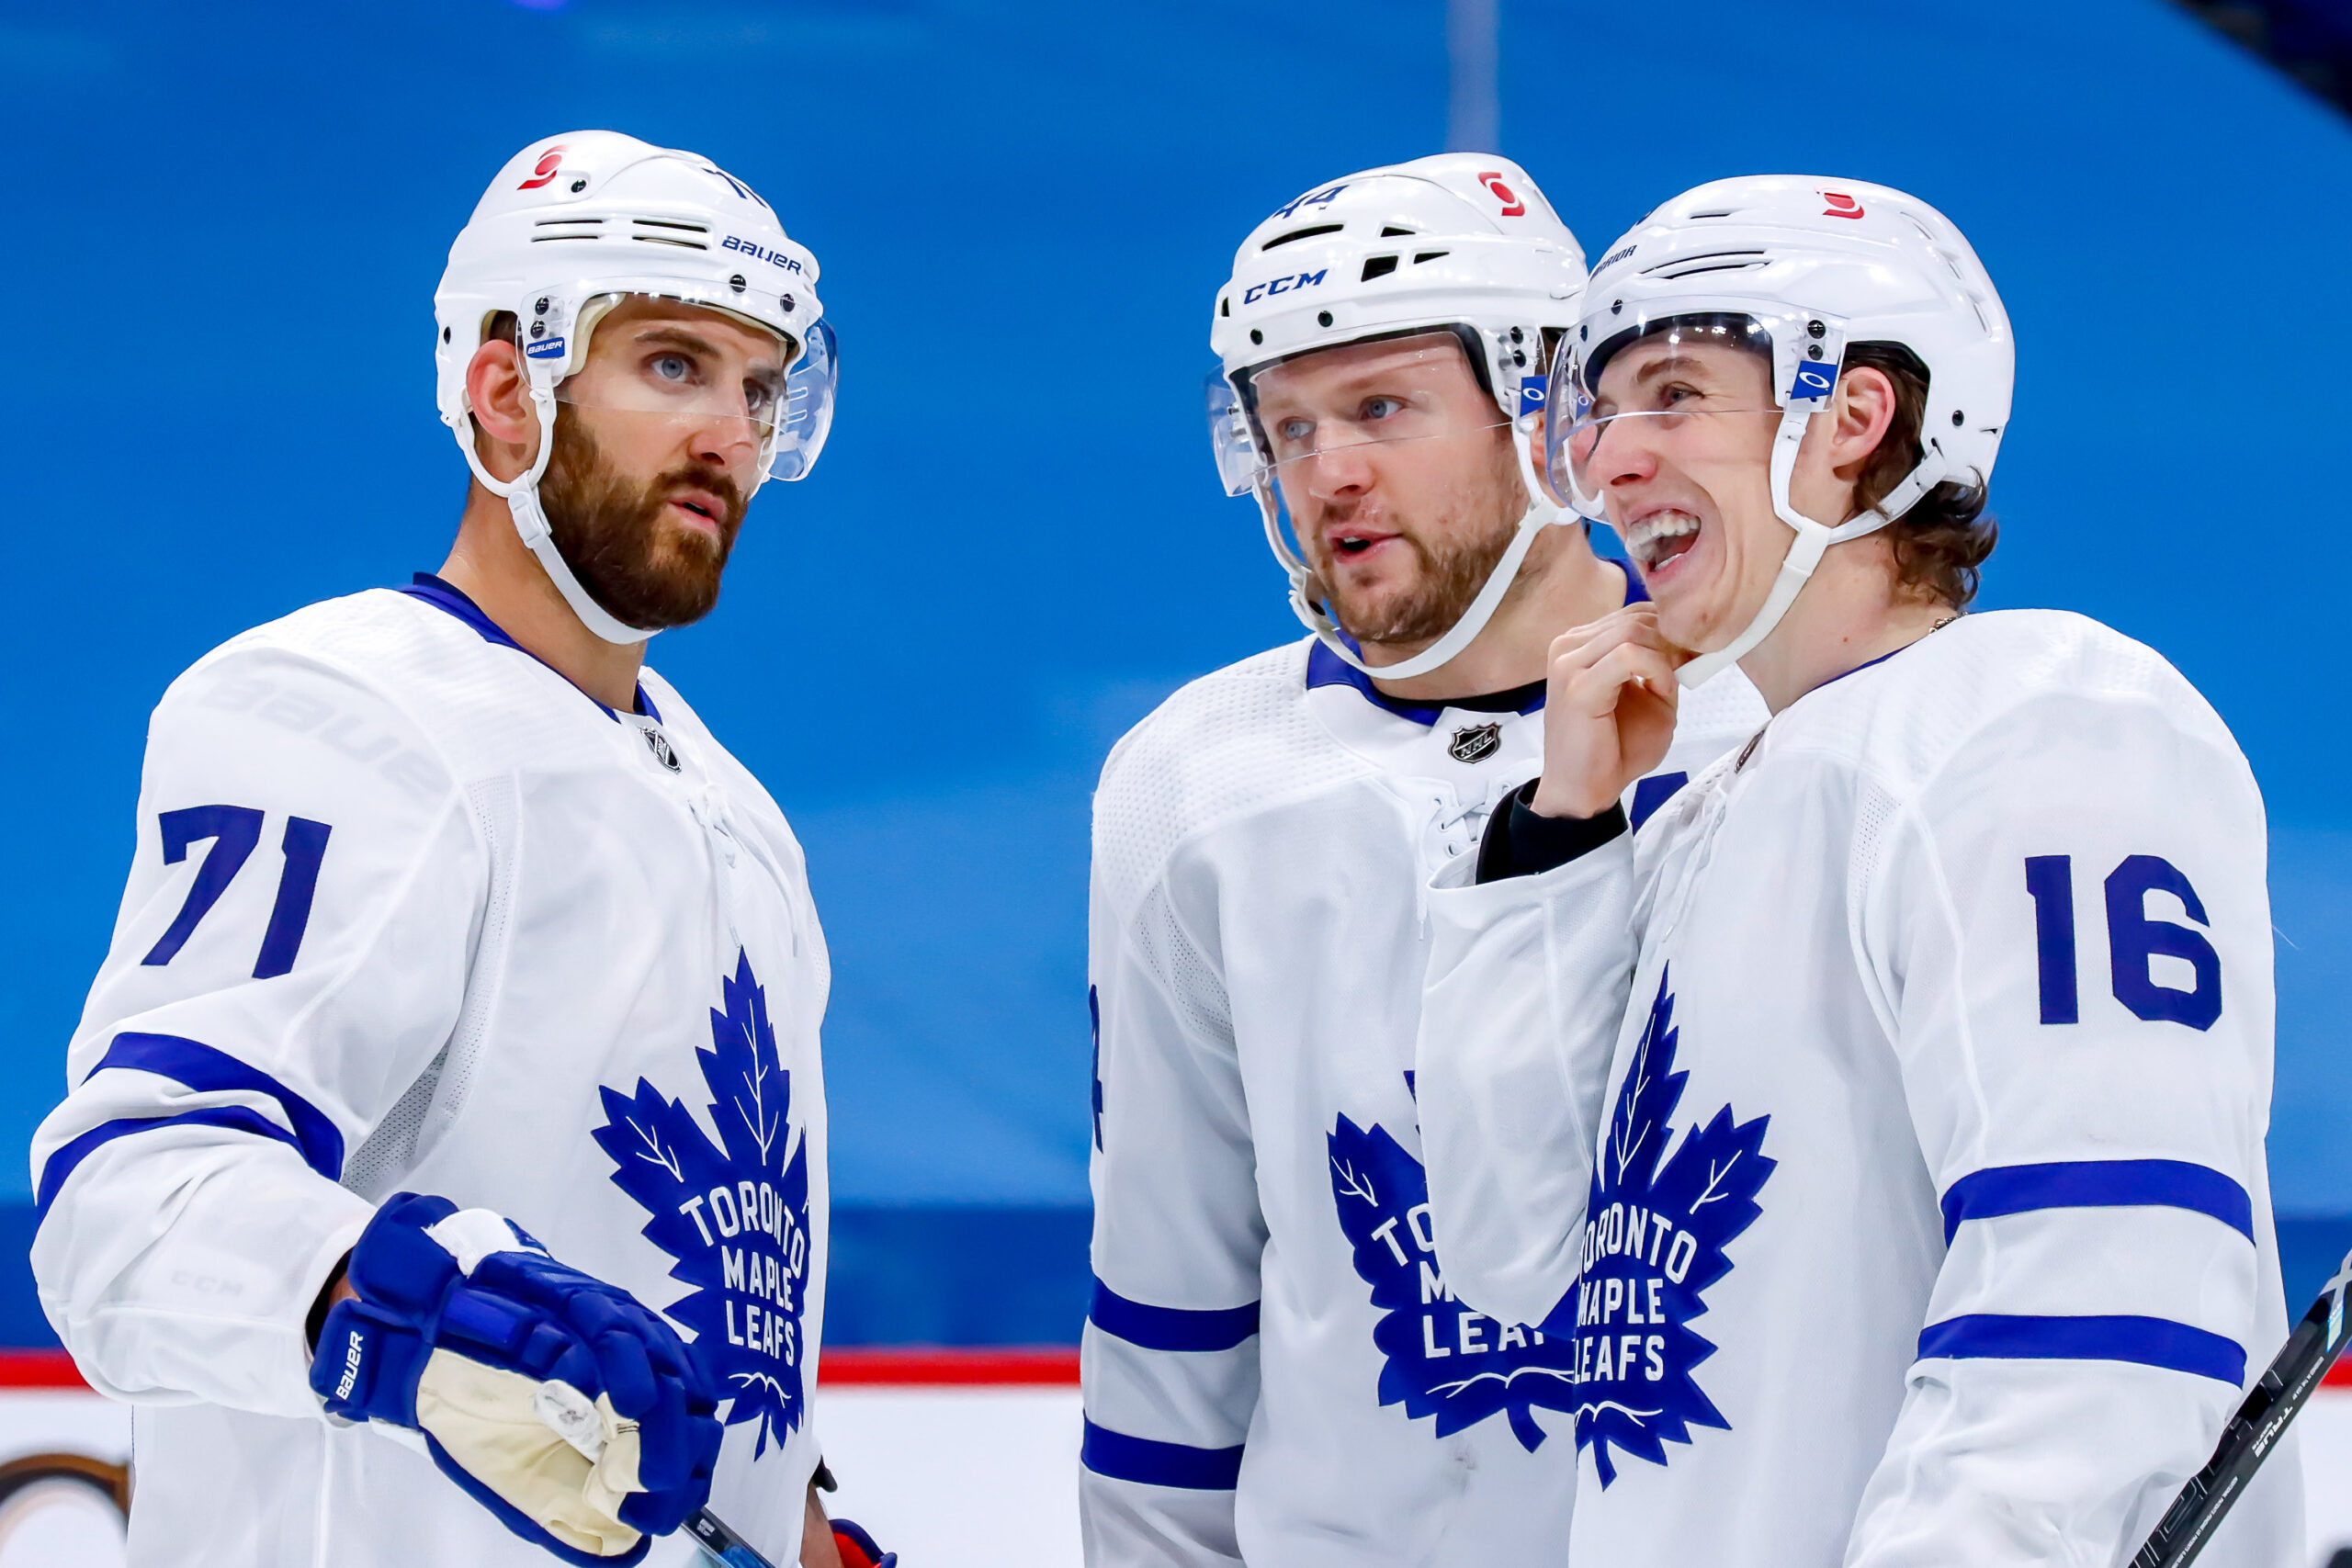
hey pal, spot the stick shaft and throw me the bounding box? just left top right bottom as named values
left=2131, top=1249, right=2352, bottom=1568
left=688, top=1506, right=780, bottom=1568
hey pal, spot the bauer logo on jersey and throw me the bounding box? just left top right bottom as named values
left=1329, top=1111, right=1581, bottom=1452
left=1566, top=968, right=1773, bottom=1485
left=593, top=950, right=811, bottom=1458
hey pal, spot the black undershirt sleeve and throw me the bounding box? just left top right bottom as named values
left=1474, top=780, right=1629, bottom=884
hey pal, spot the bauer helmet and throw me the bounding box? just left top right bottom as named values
left=435, top=130, right=836, bottom=645
left=1546, top=175, right=2011, bottom=686
left=1207, top=154, right=1587, bottom=679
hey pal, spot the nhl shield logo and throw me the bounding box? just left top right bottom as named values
left=1448, top=722, right=1501, bottom=763
left=640, top=725, right=681, bottom=772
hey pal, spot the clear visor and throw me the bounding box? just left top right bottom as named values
left=1248, top=333, right=1512, bottom=486
left=1542, top=309, right=1817, bottom=519
left=1205, top=331, right=1517, bottom=500
left=1207, top=333, right=1527, bottom=613
left=547, top=293, right=837, bottom=484
left=770, top=318, right=837, bottom=482
left=1206, top=372, right=1259, bottom=497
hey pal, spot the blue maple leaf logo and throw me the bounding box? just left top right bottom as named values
left=592, top=950, right=813, bottom=1459
left=1329, top=1108, right=1582, bottom=1452
left=1555, top=965, right=1773, bottom=1485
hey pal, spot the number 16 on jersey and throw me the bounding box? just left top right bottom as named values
left=2025, top=854, right=2222, bottom=1032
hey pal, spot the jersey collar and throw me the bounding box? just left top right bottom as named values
left=1304, top=558, right=1645, bottom=729
left=401, top=573, right=662, bottom=723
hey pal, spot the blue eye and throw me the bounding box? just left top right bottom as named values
left=650, top=353, right=693, bottom=383
left=1363, top=396, right=1404, bottom=420
left=1279, top=417, right=1313, bottom=443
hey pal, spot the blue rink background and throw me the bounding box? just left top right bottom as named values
left=3, top=0, right=2350, bottom=1347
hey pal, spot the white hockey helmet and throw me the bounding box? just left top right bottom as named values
left=434, top=130, right=836, bottom=645
left=1546, top=175, right=2011, bottom=685
left=1206, top=154, right=1587, bottom=679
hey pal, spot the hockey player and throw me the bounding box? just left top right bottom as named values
left=29, top=132, right=889, bottom=1568
left=1414, top=176, right=2303, bottom=1563
left=1080, top=155, right=1766, bottom=1566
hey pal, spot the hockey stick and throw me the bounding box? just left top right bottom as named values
left=683, top=1505, right=782, bottom=1568
left=536, top=1384, right=780, bottom=1568
left=2130, top=1246, right=2352, bottom=1568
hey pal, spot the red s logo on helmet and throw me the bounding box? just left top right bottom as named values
left=517, top=146, right=569, bottom=191
left=1822, top=191, right=1865, bottom=220
left=1478, top=171, right=1526, bottom=218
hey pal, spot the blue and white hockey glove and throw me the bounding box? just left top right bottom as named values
left=309, top=1192, right=722, bottom=1565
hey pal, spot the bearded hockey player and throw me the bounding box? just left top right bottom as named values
left=1079, top=155, right=1765, bottom=1567
left=29, top=132, right=891, bottom=1568
left=1413, top=176, right=2303, bottom=1564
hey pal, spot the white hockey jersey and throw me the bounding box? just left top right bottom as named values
left=1415, top=609, right=2303, bottom=1566
left=1081, top=595, right=1768, bottom=1566
left=30, top=577, right=830, bottom=1568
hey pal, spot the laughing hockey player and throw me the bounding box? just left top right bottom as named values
left=1078, top=155, right=1765, bottom=1566
left=30, top=132, right=892, bottom=1568
left=1413, top=176, right=2303, bottom=1564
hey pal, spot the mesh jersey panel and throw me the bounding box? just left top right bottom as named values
left=340, top=774, right=521, bottom=1200
left=1128, top=882, right=1235, bottom=1053
left=1094, top=642, right=1378, bottom=927
left=1676, top=660, right=1770, bottom=753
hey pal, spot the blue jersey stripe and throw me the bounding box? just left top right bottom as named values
left=1080, top=1419, right=1245, bottom=1490
left=1299, top=558, right=1638, bottom=727
left=404, top=574, right=659, bottom=721
left=1629, top=772, right=1690, bottom=832
left=1090, top=1280, right=1260, bottom=1352
left=1917, top=1313, right=2245, bottom=1385
left=84, top=1032, right=345, bottom=1180
left=1939, top=1159, right=2253, bottom=1246
left=37, top=1106, right=320, bottom=1222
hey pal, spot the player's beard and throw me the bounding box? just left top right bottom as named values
left=538, top=412, right=746, bottom=630
left=1306, top=445, right=1529, bottom=648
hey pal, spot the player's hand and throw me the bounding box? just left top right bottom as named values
left=310, top=1192, right=722, bottom=1566
left=1530, top=605, right=1683, bottom=820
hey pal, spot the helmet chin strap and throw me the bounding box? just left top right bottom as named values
left=1672, top=404, right=1951, bottom=690
left=458, top=385, right=659, bottom=649
left=1262, top=419, right=1575, bottom=682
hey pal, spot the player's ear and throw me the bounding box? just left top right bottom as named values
left=1824, top=365, right=1898, bottom=480
left=465, top=337, right=542, bottom=478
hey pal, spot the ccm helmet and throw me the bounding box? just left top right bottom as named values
left=435, top=130, right=837, bottom=646
left=1547, top=176, right=2011, bottom=685
left=1207, top=154, right=1586, bottom=679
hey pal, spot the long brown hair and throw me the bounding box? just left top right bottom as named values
left=1845, top=341, right=1998, bottom=610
